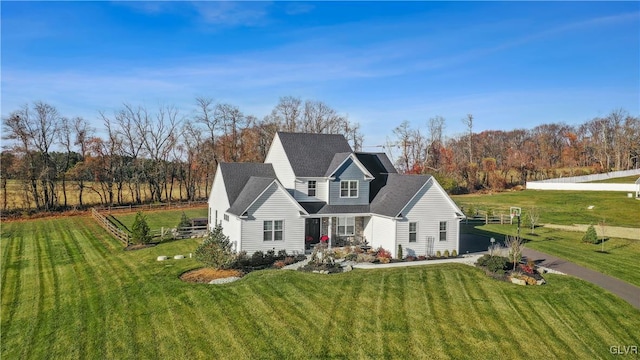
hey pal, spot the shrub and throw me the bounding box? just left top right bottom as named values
left=177, top=212, right=191, bottom=228
left=194, top=225, right=235, bottom=269
left=251, top=251, right=265, bottom=265
left=356, top=253, right=376, bottom=263
left=452, top=250, right=457, bottom=257
left=405, top=255, right=416, bottom=262
left=277, top=249, right=288, bottom=259
left=582, top=225, right=598, bottom=244
left=283, top=256, right=295, bottom=265
left=485, top=256, right=509, bottom=274
left=397, top=244, right=403, bottom=260
left=379, top=257, right=390, bottom=264
left=345, top=253, right=357, bottom=261
left=417, top=255, right=427, bottom=261
left=273, top=260, right=285, bottom=269
left=376, top=247, right=392, bottom=260
left=443, top=250, right=450, bottom=258
left=475, top=254, right=491, bottom=267
left=435, top=251, right=442, bottom=258
left=131, top=211, right=151, bottom=244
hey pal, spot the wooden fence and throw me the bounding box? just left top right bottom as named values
left=96, top=200, right=207, bottom=214
left=465, top=213, right=511, bottom=225
left=91, top=208, right=131, bottom=246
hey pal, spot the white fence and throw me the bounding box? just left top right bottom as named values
left=526, top=169, right=640, bottom=195
left=531, top=169, right=640, bottom=184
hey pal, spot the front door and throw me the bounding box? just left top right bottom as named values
left=305, top=218, right=321, bottom=250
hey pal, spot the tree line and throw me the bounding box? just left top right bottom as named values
left=1, top=97, right=637, bottom=213
left=1, top=97, right=362, bottom=212
left=388, top=109, right=639, bottom=193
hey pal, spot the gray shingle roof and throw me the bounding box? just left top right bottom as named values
left=324, top=152, right=352, bottom=177
left=219, top=163, right=276, bottom=210
left=277, top=132, right=352, bottom=177
left=299, top=202, right=370, bottom=215
left=228, top=177, right=277, bottom=216
left=370, top=174, right=432, bottom=217
left=355, top=152, right=398, bottom=201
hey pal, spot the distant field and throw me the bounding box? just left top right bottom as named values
left=0, top=179, right=209, bottom=210
left=587, top=175, right=640, bottom=184
left=2, top=216, right=639, bottom=359
left=453, top=190, right=640, bottom=228
left=110, top=207, right=208, bottom=231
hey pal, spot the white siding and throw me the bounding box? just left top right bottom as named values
left=397, top=179, right=461, bottom=256
left=208, top=164, right=230, bottom=231
left=366, top=215, right=397, bottom=257
left=264, top=134, right=296, bottom=190
left=224, top=215, right=242, bottom=252
left=240, top=183, right=305, bottom=255
left=293, top=177, right=328, bottom=202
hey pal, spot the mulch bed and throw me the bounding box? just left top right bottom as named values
left=180, top=268, right=244, bottom=283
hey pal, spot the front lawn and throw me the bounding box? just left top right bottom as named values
left=2, top=216, right=639, bottom=359
left=111, top=207, right=208, bottom=230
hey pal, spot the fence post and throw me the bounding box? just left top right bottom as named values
left=485, top=214, right=488, bottom=225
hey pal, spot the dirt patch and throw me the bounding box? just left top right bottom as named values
left=180, top=268, right=244, bottom=283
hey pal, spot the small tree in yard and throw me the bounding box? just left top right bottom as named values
left=582, top=224, right=598, bottom=244
left=131, top=211, right=151, bottom=244
left=504, top=235, right=524, bottom=271
left=177, top=212, right=191, bottom=228
left=528, top=207, right=540, bottom=234
left=195, top=225, right=235, bottom=269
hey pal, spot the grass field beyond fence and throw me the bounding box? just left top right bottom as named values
left=453, top=190, right=640, bottom=228
left=2, top=216, right=639, bottom=359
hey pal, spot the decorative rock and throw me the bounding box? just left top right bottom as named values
left=536, top=279, right=546, bottom=285
left=536, top=267, right=546, bottom=275
left=209, top=277, right=241, bottom=285
left=510, top=277, right=526, bottom=286
left=174, top=255, right=185, bottom=259
left=344, top=265, right=353, bottom=272
left=157, top=256, right=168, bottom=261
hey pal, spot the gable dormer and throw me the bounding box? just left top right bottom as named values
left=327, top=154, right=373, bottom=205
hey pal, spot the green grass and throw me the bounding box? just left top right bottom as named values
left=453, top=190, right=640, bottom=227
left=111, top=207, right=208, bottom=230
left=2, top=216, right=640, bottom=359
left=588, top=175, right=640, bottom=184
left=471, top=223, right=640, bottom=287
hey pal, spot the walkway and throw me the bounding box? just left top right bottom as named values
left=522, top=248, right=640, bottom=310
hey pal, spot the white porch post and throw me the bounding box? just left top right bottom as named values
left=328, top=217, right=333, bottom=249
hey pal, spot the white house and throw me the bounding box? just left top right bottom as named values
left=208, top=132, right=465, bottom=258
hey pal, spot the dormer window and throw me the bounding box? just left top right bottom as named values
left=340, top=180, right=358, bottom=198
left=308, top=181, right=316, bottom=197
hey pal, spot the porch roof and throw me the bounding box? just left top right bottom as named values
left=300, top=202, right=370, bottom=215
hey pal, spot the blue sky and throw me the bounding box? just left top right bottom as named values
left=2, top=1, right=639, bottom=146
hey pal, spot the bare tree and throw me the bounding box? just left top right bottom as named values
left=462, top=114, right=474, bottom=164
left=527, top=207, right=540, bottom=234
left=504, top=235, right=524, bottom=271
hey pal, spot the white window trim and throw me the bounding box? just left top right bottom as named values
left=439, top=221, right=447, bottom=242
left=263, top=220, right=284, bottom=241
left=339, top=180, right=359, bottom=198
left=308, top=180, right=316, bottom=197
left=337, top=217, right=355, bottom=236
left=409, top=222, right=417, bottom=243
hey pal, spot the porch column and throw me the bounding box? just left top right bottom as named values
left=328, top=217, right=333, bottom=249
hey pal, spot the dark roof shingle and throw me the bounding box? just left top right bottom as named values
left=370, top=174, right=431, bottom=217
left=219, top=163, right=276, bottom=207
left=228, top=177, right=277, bottom=216
left=277, top=132, right=352, bottom=177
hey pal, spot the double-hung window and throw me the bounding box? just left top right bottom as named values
left=337, top=217, right=355, bottom=236
left=439, top=221, right=447, bottom=241
left=409, top=222, right=417, bottom=242
left=340, top=180, right=358, bottom=198
left=308, top=181, right=316, bottom=197
left=264, top=220, right=284, bottom=241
